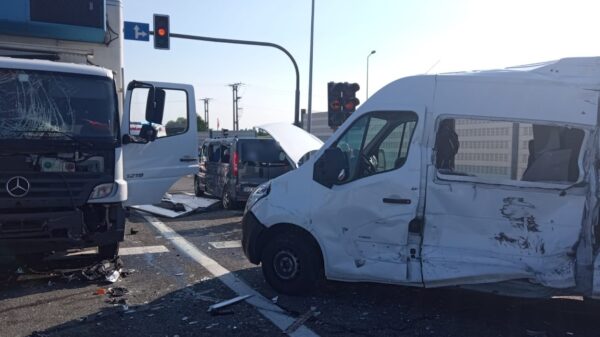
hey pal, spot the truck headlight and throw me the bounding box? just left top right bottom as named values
left=89, top=183, right=115, bottom=200
left=245, top=182, right=270, bottom=212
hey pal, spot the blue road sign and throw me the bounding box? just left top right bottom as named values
left=124, top=21, right=150, bottom=41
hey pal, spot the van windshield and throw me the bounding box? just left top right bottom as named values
left=240, top=140, right=288, bottom=165
left=0, top=69, right=118, bottom=140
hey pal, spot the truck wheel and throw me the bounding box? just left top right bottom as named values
left=194, top=176, right=204, bottom=197
left=98, top=243, right=120, bottom=260
left=261, top=232, right=322, bottom=295
left=222, top=188, right=237, bottom=210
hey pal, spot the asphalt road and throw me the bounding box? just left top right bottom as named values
left=2, top=176, right=600, bottom=337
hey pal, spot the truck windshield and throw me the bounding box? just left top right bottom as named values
left=0, top=69, right=117, bottom=140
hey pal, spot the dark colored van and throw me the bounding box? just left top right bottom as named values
left=195, top=137, right=292, bottom=209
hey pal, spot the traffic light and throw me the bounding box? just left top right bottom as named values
left=328, top=82, right=361, bottom=128
left=328, top=82, right=343, bottom=128
left=153, top=14, right=170, bottom=50
left=341, top=83, right=360, bottom=113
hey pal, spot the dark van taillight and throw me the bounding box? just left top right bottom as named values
left=233, top=151, right=239, bottom=176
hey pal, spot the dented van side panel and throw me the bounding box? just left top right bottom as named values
left=422, top=74, right=598, bottom=291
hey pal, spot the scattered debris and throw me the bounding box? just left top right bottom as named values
left=206, top=323, right=219, bottom=329
left=208, top=294, right=253, bottom=314
left=188, top=321, right=198, bottom=325
left=81, top=258, right=123, bottom=283
left=526, top=330, right=548, bottom=337
left=131, top=193, right=220, bottom=218
left=175, top=272, right=184, bottom=276
left=106, top=298, right=127, bottom=306
left=181, top=316, right=189, bottom=321
left=285, top=307, right=320, bottom=334
left=105, top=270, right=120, bottom=283
left=95, top=288, right=107, bottom=295
left=271, top=296, right=278, bottom=304
left=208, top=240, right=242, bottom=249
left=130, top=227, right=139, bottom=235
left=108, top=286, right=129, bottom=298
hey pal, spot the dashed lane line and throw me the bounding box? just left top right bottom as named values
left=141, top=214, right=320, bottom=337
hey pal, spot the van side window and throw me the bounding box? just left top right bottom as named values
left=435, top=118, right=584, bottom=183
left=221, top=145, right=231, bottom=163
left=333, top=111, right=418, bottom=184
left=208, top=143, right=221, bottom=162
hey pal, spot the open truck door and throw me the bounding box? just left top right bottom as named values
left=122, top=81, right=198, bottom=206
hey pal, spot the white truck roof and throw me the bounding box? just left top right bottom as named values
left=0, top=56, right=113, bottom=79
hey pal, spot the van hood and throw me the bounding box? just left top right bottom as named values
left=256, top=123, right=324, bottom=167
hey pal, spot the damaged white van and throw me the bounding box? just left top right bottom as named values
left=243, top=57, right=600, bottom=299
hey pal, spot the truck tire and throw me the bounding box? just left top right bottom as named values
left=194, top=176, right=204, bottom=197
left=261, top=232, right=322, bottom=295
left=98, top=243, right=120, bottom=260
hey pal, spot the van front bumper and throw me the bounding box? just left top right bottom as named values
left=241, top=211, right=266, bottom=264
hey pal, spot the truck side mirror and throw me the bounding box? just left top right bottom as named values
left=313, top=147, right=348, bottom=188
left=145, top=88, right=166, bottom=124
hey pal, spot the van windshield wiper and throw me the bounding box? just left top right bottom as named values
left=18, top=130, right=95, bottom=148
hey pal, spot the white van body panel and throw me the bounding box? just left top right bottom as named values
left=249, top=57, right=600, bottom=297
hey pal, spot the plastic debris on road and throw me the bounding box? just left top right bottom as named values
left=207, top=294, right=253, bottom=314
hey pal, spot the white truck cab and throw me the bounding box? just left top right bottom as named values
left=243, top=57, right=600, bottom=299
left=0, top=57, right=198, bottom=260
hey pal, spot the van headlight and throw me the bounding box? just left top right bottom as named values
left=245, top=182, right=270, bottom=212
left=89, top=183, right=115, bottom=200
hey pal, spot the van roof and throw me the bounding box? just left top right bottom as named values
left=361, top=57, right=600, bottom=127
left=439, top=57, right=600, bottom=87
left=0, top=56, right=113, bottom=79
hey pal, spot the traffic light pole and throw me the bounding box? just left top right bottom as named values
left=150, top=31, right=302, bottom=127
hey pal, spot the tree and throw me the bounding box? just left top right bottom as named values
left=164, top=115, right=208, bottom=134
left=197, top=115, right=208, bottom=131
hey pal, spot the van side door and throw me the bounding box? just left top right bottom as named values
left=310, top=110, right=422, bottom=283
left=122, top=81, right=198, bottom=206
left=206, top=142, right=222, bottom=195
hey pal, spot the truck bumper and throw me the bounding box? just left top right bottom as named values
left=0, top=204, right=125, bottom=256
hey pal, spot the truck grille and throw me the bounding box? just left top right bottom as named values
left=0, top=173, right=105, bottom=210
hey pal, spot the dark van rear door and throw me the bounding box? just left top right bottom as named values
left=238, top=139, right=292, bottom=185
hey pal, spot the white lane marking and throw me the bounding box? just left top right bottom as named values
left=142, top=215, right=320, bottom=337
left=119, top=245, right=170, bottom=256
left=209, top=240, right=242, bottom=249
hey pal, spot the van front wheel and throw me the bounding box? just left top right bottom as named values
left=261, top=233, right=321, bottom=295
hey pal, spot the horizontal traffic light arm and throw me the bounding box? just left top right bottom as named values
left=149, top=31, right=301, bottom=127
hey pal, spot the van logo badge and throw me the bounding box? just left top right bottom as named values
left=6, top=176, right=30, bottom=198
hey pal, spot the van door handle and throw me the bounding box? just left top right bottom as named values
left=180, top=156, right=197, bottom=162
left=382, top=198, right=411, bottom=205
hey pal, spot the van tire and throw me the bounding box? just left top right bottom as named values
left=261, top=232, right=321, bottom=295
left=222, top=187, right=237, bottom=210
left=194, top=176, right=204, bottom=197
left=98, top=243, right=120, bottom=259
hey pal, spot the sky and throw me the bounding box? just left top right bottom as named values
left=123, top=0, right=600, bottom=130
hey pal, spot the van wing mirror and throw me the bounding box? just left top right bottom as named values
left=145, top=87, right=166, bottom=124
left=313, top=147, right=348, bottom=188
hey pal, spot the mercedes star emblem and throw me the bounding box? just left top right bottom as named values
left=6, top=176, right=30, bottom=198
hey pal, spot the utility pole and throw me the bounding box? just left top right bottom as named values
left=228, top=83, right=243, bottom=131
left=201, top=98, right=212, bottom=129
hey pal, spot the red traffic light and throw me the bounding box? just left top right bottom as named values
left=157, top=28, right=167, bottom=36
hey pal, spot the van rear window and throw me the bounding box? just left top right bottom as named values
left=240, top=140, right=287, bottom=164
